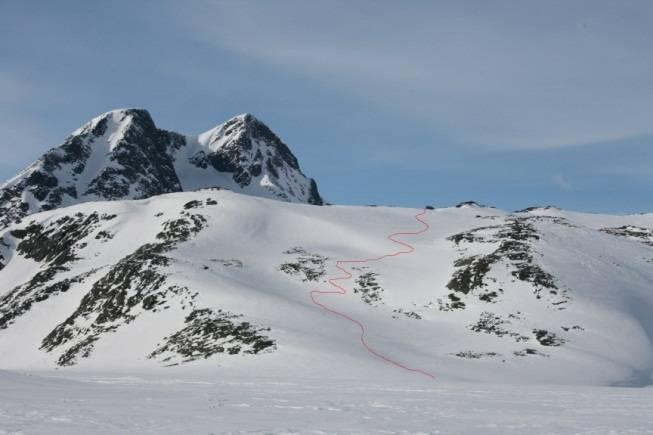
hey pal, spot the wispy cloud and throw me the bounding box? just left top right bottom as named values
left=174, top=0, right=653, bottom=150
left=553, top=174, right=573, bottom=192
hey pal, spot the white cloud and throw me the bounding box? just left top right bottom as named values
left=173, top=0, right=653, bottom=150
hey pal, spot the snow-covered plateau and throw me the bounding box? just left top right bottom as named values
left=1, top=109, right=652, bottom=434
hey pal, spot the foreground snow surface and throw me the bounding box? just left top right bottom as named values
left=1, top=371, right=652, bottom=434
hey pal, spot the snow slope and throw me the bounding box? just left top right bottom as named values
left=1, top=189, right=652, bottom=387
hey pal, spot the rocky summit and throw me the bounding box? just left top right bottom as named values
left=0, top=109, right=322, bottom=229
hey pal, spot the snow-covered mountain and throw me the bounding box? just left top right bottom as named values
left=1, top=187, right=652, bottom=386
left=1, top=109, right=652, bottom=388
left=0, top=109, right=322, bottom=229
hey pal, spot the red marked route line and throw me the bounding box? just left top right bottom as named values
left=309, top=209, right=436, bottom=380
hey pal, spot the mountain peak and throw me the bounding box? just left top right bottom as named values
left=0, top=108, right=323, bottom=229
left=108, top=108, right=155, bottom=131
left=192, top=113, right=320, bottom=204
left=196, top=113, right=301, bottom=170
left=73, top=108, right=154, bottom=138
left=96, top=108, right=152, bottom=121
left=199, top=113, right=272, bottom=147
left=455, top=201, right=495, bottom=209
left=233, top=112, right=258, bottom=122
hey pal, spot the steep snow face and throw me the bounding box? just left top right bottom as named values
left=0, top=110, right=322, bottom=229
left=1, top=189, right=652, bottom=386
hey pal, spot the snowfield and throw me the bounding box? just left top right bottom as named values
left=1, top=371, right=652, bottom=434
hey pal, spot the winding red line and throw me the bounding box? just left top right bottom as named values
left=309, top=209, right=436, bottom=380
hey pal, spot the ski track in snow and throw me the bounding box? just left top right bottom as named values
left=309, top=209, right=436, bottom=380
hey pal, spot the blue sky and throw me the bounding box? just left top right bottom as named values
left=1, top=0, right=652, bottom=213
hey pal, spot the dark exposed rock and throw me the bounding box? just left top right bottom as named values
left=513, top=348, right=549, bottom=357
left=353, top=270, right=384, bottom=306
left=468, top=312, right=529, bottom=342
left=12, top=212, right=102, bottom=266
left=39, top=209, right=208, bottom=366
left=437, top=294, right=466, bottom=311
left=478, top=291, right=500, bottom=303
left=447, top=254, right=494, bottom=295
left=95, top=230, right=113, bottom=241
left=0, top=211, right=115, bottom=330
left=392, top=308, right=422, bottom=320
left=84, top=110, right=184, bottom=200
left=600, top=226, right=653, bottom=247
left=456, top=201, right=480, bottom=208
left=279, top=247, right=328, bottom=282
left=453, top=351, right=501, bottom=359
left=561, top=325, right=585, bottom=332
left=448, top=225, right=499, bottom=245
left=455, top=201, right=494, bottom=209
left=182, top=198, right=218, bottom=210
left=210, top=258, right=243, bottom=268
left=533, top=329, right=565, bottom=346
left=307, top=179, right=323, bottom=206
left=148, top=308, right=275, bottom=365
left=156, top=215, right=207, bottom=243
left=446, top=217, right=567, bottom=307
left=0, top=236, right=8, bottom=271
left=0, top=269, right=98, bottom=330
